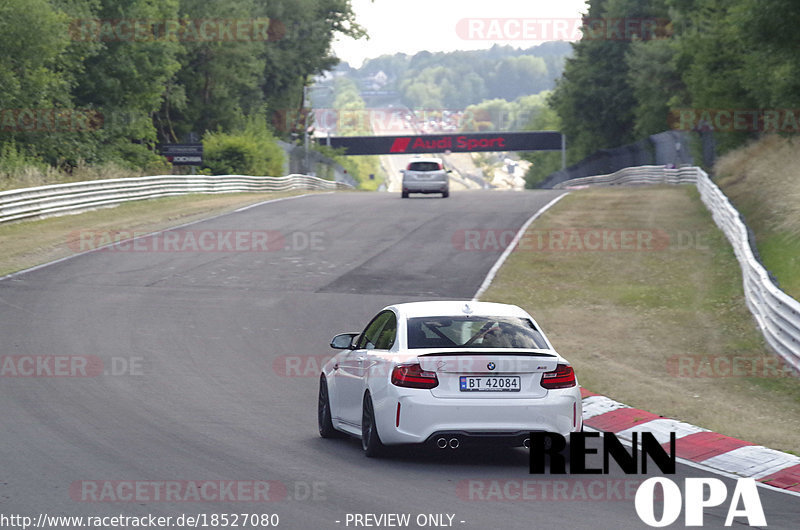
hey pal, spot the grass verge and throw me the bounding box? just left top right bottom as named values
left=716, top=135, right=800, bottom=299
left=0, top=190, right=322, bottom=277
left=482, top=186, right=800, bottom=454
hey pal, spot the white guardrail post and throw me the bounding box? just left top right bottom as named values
left=555, top=165, right=800, bottom=373
left=0, top=174, right=352, bottom=224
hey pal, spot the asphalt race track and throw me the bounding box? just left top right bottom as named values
left=1, top=191, right=798, bottom=529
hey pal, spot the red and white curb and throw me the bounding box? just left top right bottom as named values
left=580, top=388, right=800, bottom=494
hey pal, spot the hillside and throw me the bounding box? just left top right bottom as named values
left=317, top=42, right=573, bottom=110
left=716, top=135, right=800, bottom=299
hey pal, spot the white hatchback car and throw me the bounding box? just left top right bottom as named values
left=318, top=301, right=583, bottom=456
left=401, top=157, right=450, bottom=198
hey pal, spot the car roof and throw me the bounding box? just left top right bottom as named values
left=408, top=157, right=443, bottom=164
left=387, top=300, right=530, bottom=320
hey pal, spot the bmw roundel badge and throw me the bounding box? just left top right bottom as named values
left=487, top=362, right=496, bottom=371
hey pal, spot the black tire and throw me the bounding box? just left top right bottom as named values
left=401, top=191, right=409, bottom=198
left=361, top=392, right=384, bottom=457
left=442, top=190, right=449, bottom=198
left=318, top=376, right=338, bottom=438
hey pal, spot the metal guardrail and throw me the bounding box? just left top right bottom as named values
left=553, top=165, right=698, bottom=189
left=0, top=174, right=352, bottom=224
left=555, top=165, right=800, bottom=373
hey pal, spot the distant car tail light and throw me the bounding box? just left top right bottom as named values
left=391, top=363, right=439, bottom=389
left=541, top=364, right=576, bottom=389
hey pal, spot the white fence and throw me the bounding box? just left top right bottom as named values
left=556, top=165, right=800, bottom=373
left=0, top=174, right=351, bottom=224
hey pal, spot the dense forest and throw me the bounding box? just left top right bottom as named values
left=550, top=0, right=800, bottom=164
left=0, top=0, right=362, bottom=181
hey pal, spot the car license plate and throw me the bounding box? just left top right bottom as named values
left=459, top=375, right=520, bottom=392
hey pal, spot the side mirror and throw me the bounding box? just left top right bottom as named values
left=330, top=333, right=359, bottom=350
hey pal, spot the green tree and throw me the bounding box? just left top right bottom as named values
left=202, top=109, right=284, bottom=176
left=0, top=0, right=73, bottom=110
left=736, top=0, right=800, bottom=109
left=258, top=0, right=366, bottom=122
left=156, top=0, right=265, bottom=143
left=370, top=44, right=570, bottom=111
left=488, top=56, right=548, bottom=101
left=521, top=102, right=563, bottom=187
left=0, top=0, right=102, bottom=165
left=626, top=38, right=685, bottom=138
left=71, top=0, right=182, bottom=166
left=550, top=0, right=670, bottom=162
left=321, top=77, right=380, bottom=188
left=668, top=0, right=756, bottom=153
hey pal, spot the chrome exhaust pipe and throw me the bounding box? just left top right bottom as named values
left=523, top=438, right=530, bottom=449
left=436, top=437, right=448, bottom=449
left=448, top=438, right=460, bottom=449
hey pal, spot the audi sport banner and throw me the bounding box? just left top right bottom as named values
left=160, top=143, right=203, bottom=166
left=323, top=132, right=563, bottom=156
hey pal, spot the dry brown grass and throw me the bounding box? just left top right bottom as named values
left=717, top=135, right=800, bottom=235
left=0, top=191, right=312, bottom=277
left=716, top=135, right=800, bottom=297
left=0, top=161, right=148, bottom=191
left=483, top=186, right=800, bottom=454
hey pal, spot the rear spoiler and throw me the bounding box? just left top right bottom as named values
left=417, top=348, right=557, bottom=358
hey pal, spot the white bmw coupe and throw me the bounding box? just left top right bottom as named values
left=318, top=301, right=583, bottom=456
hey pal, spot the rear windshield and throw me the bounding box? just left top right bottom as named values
left=407, top=161, right=442, bottom=172
left=406, top=316, right=548, bottom=349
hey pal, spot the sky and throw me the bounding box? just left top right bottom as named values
left=332, top=0, right=589, bottom=67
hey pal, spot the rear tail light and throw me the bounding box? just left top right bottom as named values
left=541, top=364, right=576, bottom=389
left=391, top=363, right=439, bottom=389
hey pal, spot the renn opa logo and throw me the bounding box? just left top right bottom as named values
left=530, top=432, right=766, bottom=527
